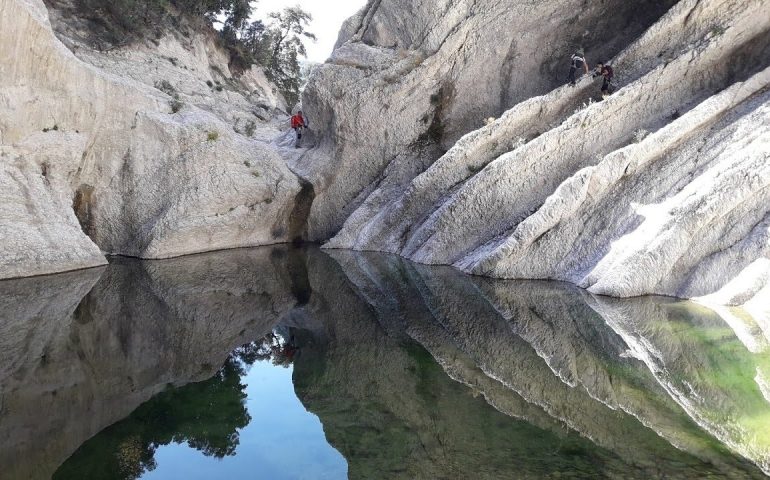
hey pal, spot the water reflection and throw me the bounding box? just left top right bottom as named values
left=0, top=246, right=768, bottom=479
left=54, top=337, right=347, bottom=480
left=55, top=354, right=252, bottom=479
left=0, top=248, right=302, bottom=480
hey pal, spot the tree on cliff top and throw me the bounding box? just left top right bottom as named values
left=226, top=6, right=316, bottom=107
left=64, top=0, right=314, bottom=107
left=261, top=7, right=317, bottom=106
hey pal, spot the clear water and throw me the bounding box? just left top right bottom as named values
left=136, top=360, right=346, bottom=480
left=1, top=246, right=769, bottom=479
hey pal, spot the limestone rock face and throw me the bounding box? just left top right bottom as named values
left=308, top=0, right=770, bottom=302
left=298, top=0, right=676, bottom=242
left=0, top=0, right=302, bottom=279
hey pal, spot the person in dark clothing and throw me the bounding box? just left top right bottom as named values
left=568, top=49, right=589, bottom=86
left=595, top=62, right=615, bottom=98
left=290, top=110, right=308, bottom=148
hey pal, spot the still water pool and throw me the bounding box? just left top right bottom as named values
left=1, top=246, right=769, bottom=479
left=55, top=358, right=347, bottom=480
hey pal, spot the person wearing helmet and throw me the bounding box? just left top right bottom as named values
left=567, top=49, right=590, bottom=86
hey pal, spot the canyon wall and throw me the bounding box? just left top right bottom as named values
left=2, top=0, right=768, bottom=307
left=304, top=0, right=770, bottom=304
left=0, top=0, right=302, bottom=279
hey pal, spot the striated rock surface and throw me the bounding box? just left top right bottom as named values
left=0, top=0, right=303, bottom=279
left=299, top=0, right=676, bottom=242
left=307, top=0, right=770, bottom=302
left=2, top=0, right=768, bottom=303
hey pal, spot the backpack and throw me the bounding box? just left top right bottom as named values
left=571, top=54, right=585, bottom=69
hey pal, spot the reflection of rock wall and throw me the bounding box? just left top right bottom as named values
left=0, top=246, right=301, bottom=480
left=302, top=249, right=770, bottom=477
left=4, top=246, right=770, bottom=478
left=292, top=252, right=627, bottom=479
left=590, top=296, right=770, bottom=474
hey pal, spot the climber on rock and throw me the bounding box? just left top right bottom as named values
left=291, top=110, right=308, bottom=148
left=567, top=49, right=589, bottom=86
left=594, top=62, right=614, bottom=98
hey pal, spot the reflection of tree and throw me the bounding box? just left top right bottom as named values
left=54, top=330, right=300, bottom=479
left=54, top=356, right=251, bottom=480
left=238, top=331, right=298, bottom=368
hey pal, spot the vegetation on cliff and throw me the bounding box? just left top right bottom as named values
left=53, top=0, right=314, bottom=105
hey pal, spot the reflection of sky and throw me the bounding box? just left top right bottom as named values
left=142, top=362, right=348, bottom=479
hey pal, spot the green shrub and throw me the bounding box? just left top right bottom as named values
left=71, top=0, right=255, bottom=48
left=207, top=131, right=219, bottom=141
left=70, top=1, right=313, bottom=110
left=155, top=80, right=183, bottom=113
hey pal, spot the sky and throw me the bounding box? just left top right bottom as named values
left=251, top=0, right=368, bottom=63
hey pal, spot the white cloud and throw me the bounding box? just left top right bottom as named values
left=251, top=0, right=367, bottom=63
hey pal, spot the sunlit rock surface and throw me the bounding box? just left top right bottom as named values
left=310, top=0, right=770, bottom=302
left=3, top=0, right=768, bottom=305
left=0, top=0, right=301, bottom=279
left=299, top=0, right=677, bottom=241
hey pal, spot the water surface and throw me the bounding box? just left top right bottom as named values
left=1, top=246, right=769, bottom=479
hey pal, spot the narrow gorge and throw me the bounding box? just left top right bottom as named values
left=2, top=1, right=770, bottom=476
left=2, top=0, right=769, bottom=314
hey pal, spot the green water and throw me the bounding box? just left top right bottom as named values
left=1, top=246, right=768, bottom=479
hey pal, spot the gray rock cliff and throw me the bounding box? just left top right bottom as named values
left=303, top=0, right=770, bottom=305
left=1, top=0, right=768, bottom=308
left=0, top=0, right=303, bottom=279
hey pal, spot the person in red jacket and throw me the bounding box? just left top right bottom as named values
left=291, top=110, right=308, bottom=148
